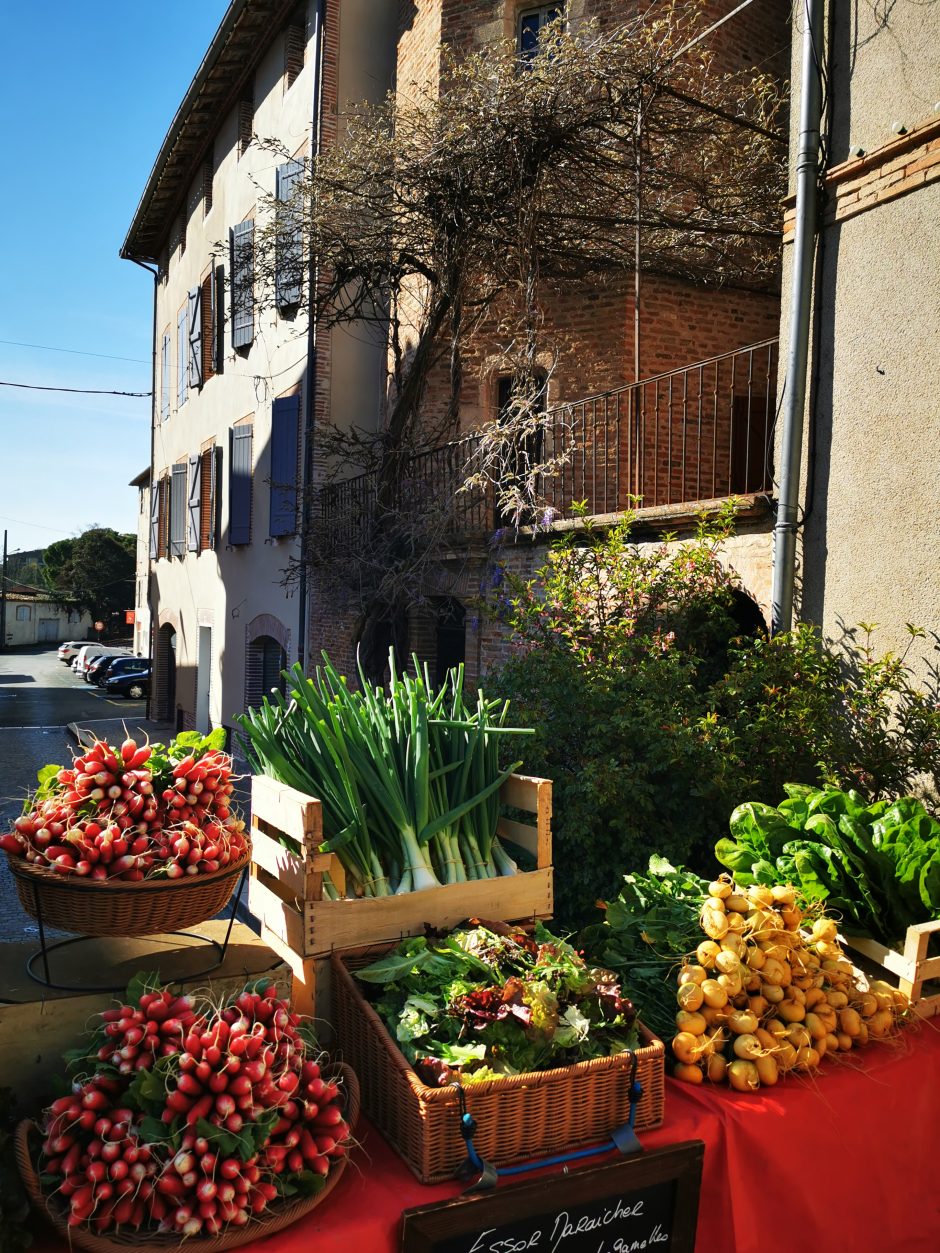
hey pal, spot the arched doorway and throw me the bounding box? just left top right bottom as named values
left=245, top=634, right=287, bottom=710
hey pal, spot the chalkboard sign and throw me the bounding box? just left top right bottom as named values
left=400, top=1141, right=704, bottom=1253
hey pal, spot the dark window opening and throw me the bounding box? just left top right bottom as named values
left=433, top=599, right=466, bottom=686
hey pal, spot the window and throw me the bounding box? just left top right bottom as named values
left=260, top=637, right=287, bottom=697
left=202, top=155, right=214, bottom=217
left=68, top=609, right=81, bottom=624
left=16, top=604, right=31, bottom=622
left=284, top=16, right=305, bottom=88
left=229, top=423, right=254, bottom=545
left=169, top=463, right=187, bottom=557
left=270, top=393, right=300, bottom=536
left=275, top=160, right=304, bottom=309
left=238, top=94, right=254, bottom=157
left=518, top=4, right=563, bottom=60
left=177, top=306, right=187, bottom=407
left=199, top=446, right=220, bottom=551
left=230, top=221, right=255, bottom=349
left=433, top=599, right=466, bottom=686
left=160, top=330, right=171, bottom=420
left=186, top=286, right=203, bottom=391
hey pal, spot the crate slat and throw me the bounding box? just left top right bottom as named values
left=249, top=871, right=305, bottom=955
left=251, top=775, right=322, bottom=848
left=305, top=867, right=553, bottom=956
left=250, top=825, right=310, bottom=900
left=843, top=918, right=940, bottom=1018
left=496, top=816, right=538, bottom=859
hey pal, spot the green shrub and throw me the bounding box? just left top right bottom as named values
left=488, top=512, right=940, bottom=926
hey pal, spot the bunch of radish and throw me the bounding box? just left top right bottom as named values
left=36, top=978, right=353, bottom=1237
left=0, top=732, right=248, bottom=881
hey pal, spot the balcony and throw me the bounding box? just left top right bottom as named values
left=318, top=338, right=778, bottom=547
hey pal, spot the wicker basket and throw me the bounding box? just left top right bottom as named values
left=332, top=946, right=666, bottom=1184
left=8, top=851, right=250, bottom=937
left=15, top=1063, right=359, bottom=1252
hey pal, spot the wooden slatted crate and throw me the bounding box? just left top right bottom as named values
left=248, top=772, right=553, bottom=1018
left=842, top=919, right=940, bottom=1018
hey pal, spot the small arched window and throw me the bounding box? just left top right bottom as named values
left=246, top=634, right=287, bottom=711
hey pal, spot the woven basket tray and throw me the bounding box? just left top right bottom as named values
left=332, top=945, right=665, bottom=1184
left=8, top=851, right=250, bottom=937
left=15, top=1062, right=359, bottom=1252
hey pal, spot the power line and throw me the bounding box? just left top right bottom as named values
left=0, top=513, right=75, bottom=536
left=0, top=380, right=151, bottom=397
left=0, top=338, right=150, bottom=365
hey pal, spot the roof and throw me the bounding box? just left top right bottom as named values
left=121, top=0, right=301, bottom=263
left=129, top=467, right=151, bottom=488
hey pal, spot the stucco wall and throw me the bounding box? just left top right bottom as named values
left=779, top=1, right=940, bottom=675
left=4, top=599, right=92, bottom=647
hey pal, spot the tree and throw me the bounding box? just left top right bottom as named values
left=252, top=8, right=786, bottom=678
left=42, top=528, right=135, bottom=622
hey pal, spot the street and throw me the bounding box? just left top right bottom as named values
left=0, top=645, right=145, bottom=941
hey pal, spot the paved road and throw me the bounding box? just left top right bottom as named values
left=0, top=643, right=144, bottom=728
left=0, top=645, right=145, bottom=941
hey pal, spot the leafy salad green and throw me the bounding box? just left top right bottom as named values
left=355, top=922, right=638, bottom=1084
left=716, top=784, right=940, bottom=944
left=580, top=857, right=710, bottom=1041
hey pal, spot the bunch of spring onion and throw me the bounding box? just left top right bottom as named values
left=237, top=653, right=533, bottom=897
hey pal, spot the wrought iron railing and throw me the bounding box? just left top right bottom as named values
left=317, top=338, right=778, bottom=546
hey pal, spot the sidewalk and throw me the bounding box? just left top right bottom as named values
left=66, top=714, right=174, bottom=748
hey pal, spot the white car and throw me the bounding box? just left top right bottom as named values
left=58, top=641, right=85, bottom=663
left=73, top=645, right=128, bottom=677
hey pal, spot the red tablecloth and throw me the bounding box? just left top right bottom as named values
left=35, top=1019, right=940, bottom=1253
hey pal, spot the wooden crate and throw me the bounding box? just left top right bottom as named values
left=248, top=772, right=553, bottom=1017
left=842, top=919, right=940, bottom=1018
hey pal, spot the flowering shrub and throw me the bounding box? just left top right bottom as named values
left=489, top=511, right=940, bottom=925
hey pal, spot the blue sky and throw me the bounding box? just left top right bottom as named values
left=0, top=1, right=229, bottom=565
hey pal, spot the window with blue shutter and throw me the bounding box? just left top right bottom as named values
left=270, top=394, right=300, bottom=537
left=170, top=464, right=187, bottom=557
left=187, top=286, right=203, bottom=390
left=229, top=425, right=253, bottom=545
left=177, top=307, right=187, bottom=406
left=229, top=221, right=255, bottom=349
left=160, top=332, right=170, bottom=420
left=187, top=454, right=200, bottom=551
left=276, top=160, right=305, bottom=309
left=149, top=481, right=160, bottom=559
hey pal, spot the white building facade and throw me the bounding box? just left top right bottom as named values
left=122, top=0, right=396, bottom=735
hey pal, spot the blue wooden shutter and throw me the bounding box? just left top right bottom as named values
left=149, top=481, right=160, bottom=558
left=270, top=395, right=300, bottom=536
left=229, top=425, right=253, bottom=545
left=170, top=464, right=187, bottom=556
left=187, top=286, right=203, bottom=389
left=229, top=221, right=255, bottom=348
left=177, top=307, right=187, bottom=406
left=160, top=333, right=170, bottom=420
left=209, top=445, right=222, bottom=549
left=187, top=454, right=200, bottom=551
left=275, top=160, right=304, bottom=308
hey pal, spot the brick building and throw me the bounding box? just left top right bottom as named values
left=309, top=0, right=791, bottom=684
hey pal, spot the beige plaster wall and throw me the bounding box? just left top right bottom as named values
left=780, top=1, right=940, bottom=676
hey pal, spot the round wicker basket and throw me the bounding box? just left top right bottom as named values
left=15, top=1063, right=359, bottom=1252
left=8, top=850, right=250, bottom=937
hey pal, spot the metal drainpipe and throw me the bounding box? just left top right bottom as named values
left=129, top=257, right=160, bottom=718
left=296, top=0, right=326, bottom=675
left=771, top=0, right=825, bottom=634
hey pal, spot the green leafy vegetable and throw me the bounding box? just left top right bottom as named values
left=716, top=784, right=940, bottom=943
left=356, top=922, right=638, bottom=1083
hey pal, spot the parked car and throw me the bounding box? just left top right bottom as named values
left=74, top=645, right=127, bottom=678
left=92, top=656, right=147, bottom=686
left=58, top=641, right=85, bottom=663
left=103, top=665, right=151, bottom=700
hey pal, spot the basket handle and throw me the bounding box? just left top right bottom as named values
left=455, top=1050, right=644, bottom=1192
